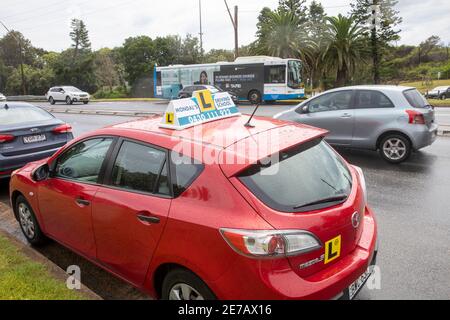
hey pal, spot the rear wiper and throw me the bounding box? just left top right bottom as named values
left=294, top=194, right=348, bottom=210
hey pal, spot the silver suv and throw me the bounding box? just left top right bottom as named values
left=274, top=86, right=438, bottom=163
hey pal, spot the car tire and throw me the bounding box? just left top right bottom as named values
left=379, top=134, right=411, bottom=164
left=83, top=101, right=89, bottom=105
left=441, top=94, right=447, bottom=100
left=15, top=195, right=48, bottom=246
left=162, top=268, right=216, bottom=300
left=49, top=97, right=55, bottom=105
left=66, top=96, right=73, bottom=105
left=248, top=90, right=262, bottom=105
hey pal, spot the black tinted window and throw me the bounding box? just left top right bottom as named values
left=355, top=90, right=394, bottom=109
left=308, top=91, right=353, bottom=113
left=170, top=153, right=204, bottom=197
left=111, top=141, right=169, bottom=195
left=404, top=89, right=429, bottom=108
left=56, top=138, right=113, bottom=183
left=239, top=140, right=352, bottom=213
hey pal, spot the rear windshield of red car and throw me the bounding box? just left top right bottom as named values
left=403, top=89, right=430, bottom=109
left=239, top=139, right=352, bottom=213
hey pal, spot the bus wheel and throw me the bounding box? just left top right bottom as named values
left=248, top=90, right=262, bottom=105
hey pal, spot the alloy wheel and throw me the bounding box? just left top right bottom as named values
left=18, top=203, right=35, bottom=239
left=383, top=138, right=407, bottom=161
left=169, top=283, right=204, bottom=300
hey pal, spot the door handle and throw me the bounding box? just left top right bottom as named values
left=137, top=214, right=160, bottom=224
left=75, top=198, right=91, bottom=206
left=341, top=113, right=352, bottom=118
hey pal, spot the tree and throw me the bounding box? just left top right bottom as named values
left=52, top=49, right=97, bottom=92
left=203, top=49, right=234, bottom=63
left=351, top=0, right=402, bottom=83
left=0, top=31, right=38, bottom=68
left=305, top=1, right=328, bottom=89
left=278, top=0, right=307, bottom=24
left=119, top=36, right=155, bottom=85
left=70, top=19, right=91, bottom=61
left=254, top=8, right=310, bottom=59
left=94, top=48, right=120, bottom=91
left=321, top=15, right=366, bottom=87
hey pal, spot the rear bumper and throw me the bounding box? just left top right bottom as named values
left=210, top=207, right=378, bottom=300
left=0, top=147, right=61, bottom=179
left=410, top=123, right=439, bottom=150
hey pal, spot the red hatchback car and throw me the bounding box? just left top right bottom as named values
left=9, top=115, right=378, bottom=300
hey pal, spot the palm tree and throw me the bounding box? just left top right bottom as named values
left=256, top=9, right=312, bottom=61
left=321, top=14, right=366, bottom=87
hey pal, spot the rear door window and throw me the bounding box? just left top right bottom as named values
left=110, top=141, right=170, bottom=196
left=404, top=89, right=430, bottom=108
left=239, top=140, right=352, bottom=213
left=0, top=105, right=54, bottom=126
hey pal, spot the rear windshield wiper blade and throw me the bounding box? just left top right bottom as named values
left=294, top=194, right=348, bottom=210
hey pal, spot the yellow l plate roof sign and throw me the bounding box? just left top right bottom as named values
left=159, top=90, right=241, bottom=130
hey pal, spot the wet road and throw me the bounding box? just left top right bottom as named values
left=1, top=111, right=449, bottom=300
left=35, top=100, right=450, bottom=125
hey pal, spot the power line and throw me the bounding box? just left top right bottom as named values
left=18, top=0, right=144, bottom=33
left=4, top=0, right=95, bottom=26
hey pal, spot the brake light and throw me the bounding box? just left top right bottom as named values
left=406, top=110, right=425, bottom=125
left=0, top=134, right=14, bottom=143
left=220, top=229, right=321, bottom=258
left=52, top=124, right=72, bottom=134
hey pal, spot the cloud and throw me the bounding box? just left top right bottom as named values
left=0, top=0, right=449, bottom=53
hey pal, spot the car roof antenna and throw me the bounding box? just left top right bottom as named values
left=244, top=103, right=261, bottom=128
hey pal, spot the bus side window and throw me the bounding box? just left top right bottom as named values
left=264, top=66, right=286, bottom=84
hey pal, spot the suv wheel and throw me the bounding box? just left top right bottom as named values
left=379, top=134, right=411, bottom=164
left=66, top=96, right=73, bottom=105
left=49, top=96, right=55, bottom=105
left=162, top=269, right=216, bottom=300
left=441, top=94, right=447, bottom=100
left=15, top=195, right=48, bottom=246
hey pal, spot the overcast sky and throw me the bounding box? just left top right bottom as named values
left=1, top=0, right=449, bottom=52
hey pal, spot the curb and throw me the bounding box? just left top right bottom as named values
left=44, top=107, right=159, bottom=117
left=0, top=202, right=102, bottom=300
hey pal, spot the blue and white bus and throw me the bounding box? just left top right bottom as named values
left=154, top=56, right=305, bottom=103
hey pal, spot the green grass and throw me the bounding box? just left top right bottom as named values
left=400, top=79, right=450, bottom=93
left=0, top=235, right=86, bottom=300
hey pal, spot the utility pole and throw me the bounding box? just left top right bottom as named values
left=199, top=0, right=204, bottom=57
left=370, top=0, right=380, bottom=84
left=224, top=0, right=239, bottom=58
left=0, top=20, right=26, bottom=95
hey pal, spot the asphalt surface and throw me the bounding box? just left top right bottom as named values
left=1, top=106, right=449, bottom=300
left=34, top=100, right=450, bottom=126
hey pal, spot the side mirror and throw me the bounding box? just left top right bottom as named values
left=301, top=105, right=309, bottom=114
left=32, top=164, right=50, bottom=182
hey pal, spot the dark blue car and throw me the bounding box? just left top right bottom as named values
left=0, top=102, right=73, bottom=178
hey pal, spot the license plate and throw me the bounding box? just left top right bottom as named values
left=23, top=134, right=46, bottom=144
left=348, top=267, right=374, bottom=300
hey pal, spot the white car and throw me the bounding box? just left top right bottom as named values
left=0, top=93, right=6, bottom=102
left=46, top=86, right=90, bottom=105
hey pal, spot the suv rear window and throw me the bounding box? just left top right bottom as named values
left=404, top=89, right=430, bottom=109
left=0, top=105, right=53, bottom=126
left=239, top=139, right=352, bottom=213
